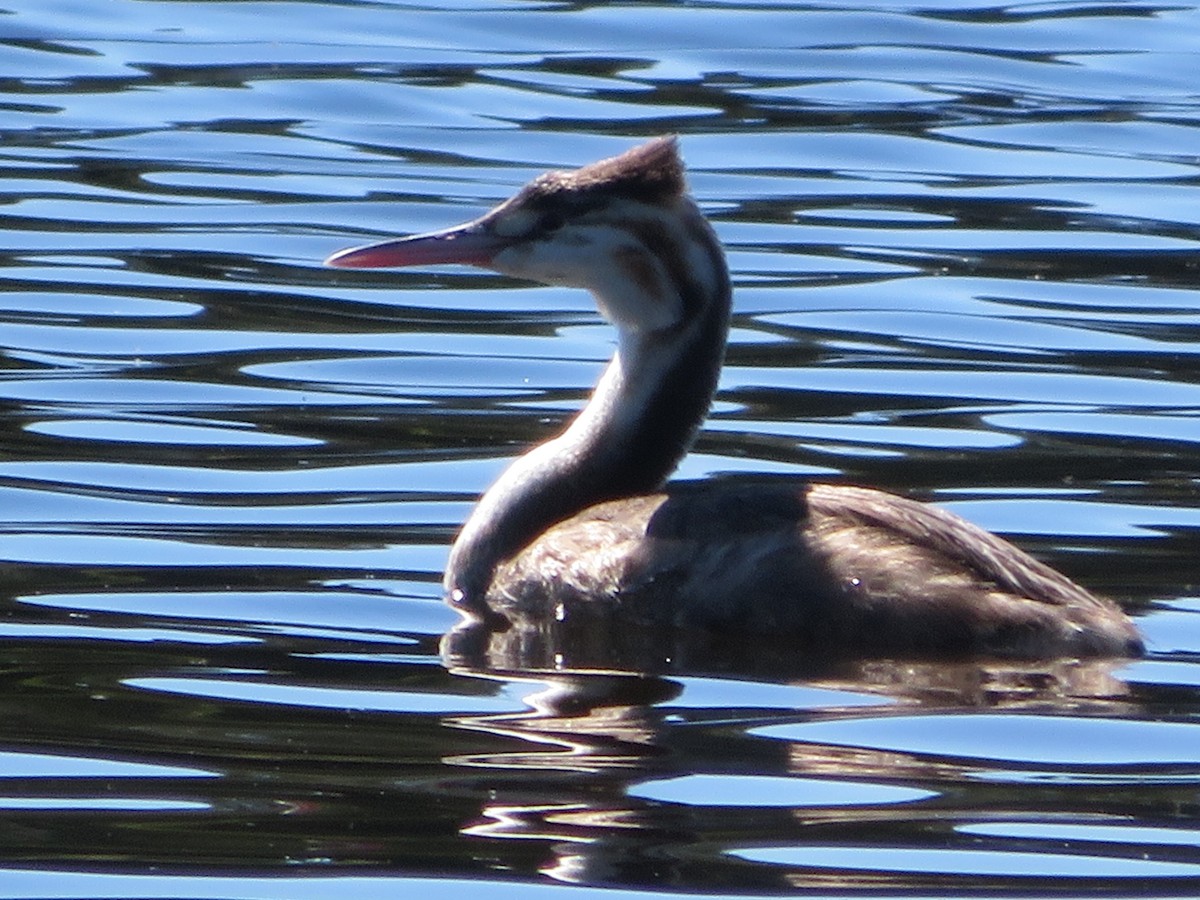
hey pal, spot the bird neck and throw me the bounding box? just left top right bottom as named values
left=444, top=215, right=732, bottom=607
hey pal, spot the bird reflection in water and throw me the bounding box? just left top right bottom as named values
left=439, top=652, right=1131, bottom=889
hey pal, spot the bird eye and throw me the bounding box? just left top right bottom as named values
left=539, top=212, right=566, bottom=233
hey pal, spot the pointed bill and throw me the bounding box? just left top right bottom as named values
left=325, top=221, right=510, bottom=269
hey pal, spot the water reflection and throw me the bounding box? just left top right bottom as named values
left=446, top=673, right=681, bottom=771
left=440, top=654, right=1146, bottom=891
left=442, top=606, right=1134, bottom=694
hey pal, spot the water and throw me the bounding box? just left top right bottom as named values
left=2, top=0, right=1199, bottom=896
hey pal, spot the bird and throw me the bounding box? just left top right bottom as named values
left=326, top=137, right=1143, bottom=659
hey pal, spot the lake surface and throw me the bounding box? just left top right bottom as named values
left=2, top=1, right=1200, bottom=897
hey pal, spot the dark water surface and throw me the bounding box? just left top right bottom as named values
left=2, top=1, right=1200, bottom=897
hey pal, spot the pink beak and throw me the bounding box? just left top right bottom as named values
left=324, top=221, right=510, bottom=270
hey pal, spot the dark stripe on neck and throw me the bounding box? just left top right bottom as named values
left=595, top=286, right=730, bottom=496
left=573, top=210, right=730, bottom=499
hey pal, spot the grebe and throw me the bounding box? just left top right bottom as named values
left=327, top=137, right=1142, bottom=658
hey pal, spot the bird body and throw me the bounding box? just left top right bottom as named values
left=327, top=137, right=1142, bottom=659
left=488, top=482, right=1135, bottom=657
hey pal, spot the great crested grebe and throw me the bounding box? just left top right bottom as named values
left=327, top=137, right=1142, bottom=659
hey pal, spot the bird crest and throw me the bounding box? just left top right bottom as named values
left=528, top=136, right=686, bottom=206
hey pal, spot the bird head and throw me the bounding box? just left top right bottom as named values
left=326, top=137, right=710, bottom=335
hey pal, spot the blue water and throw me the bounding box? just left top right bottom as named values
left=2, top=1, right=1200, bottom=897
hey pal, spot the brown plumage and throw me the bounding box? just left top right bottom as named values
left=327, top=137, right=1143, bottom=659
left=492, top=483, right=1137, bottom=657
